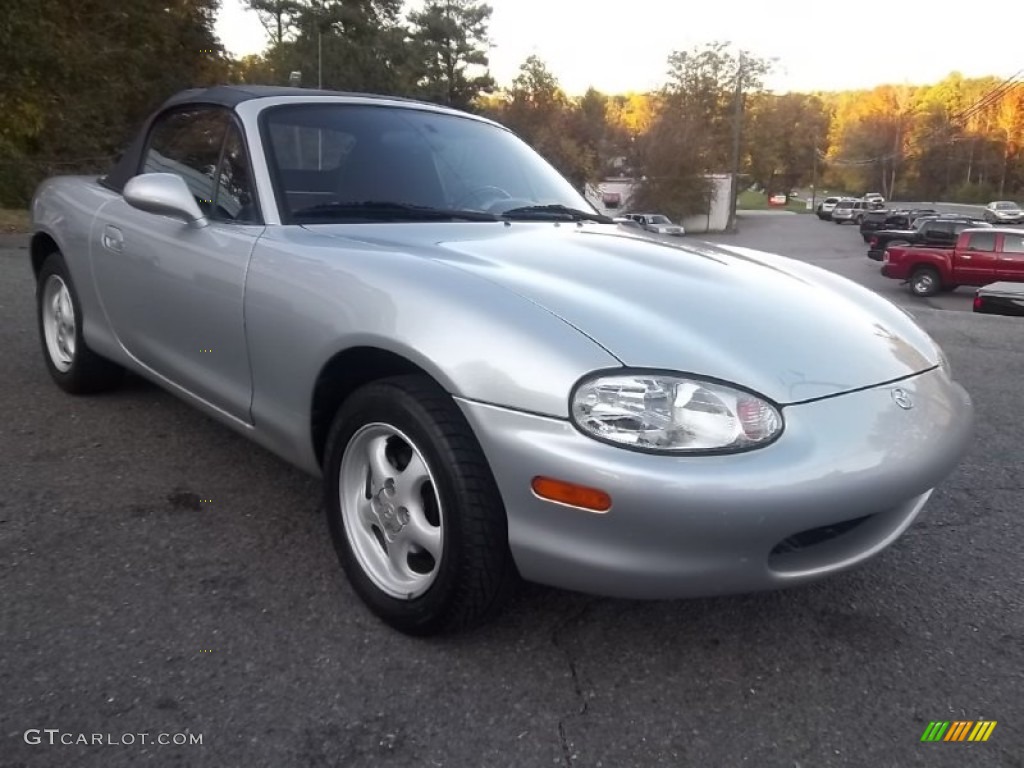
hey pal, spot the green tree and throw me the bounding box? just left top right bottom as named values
left=745, top=93, right=829, bottom=195
left=633, top=42, right=771, bottom=218
left=259, top=0, right=413, bottom=93
left=244, top=0, right=303, bottom=45
left=407, top=0, right=494, bottom=110
left=0, top=0, right=227, bottom=206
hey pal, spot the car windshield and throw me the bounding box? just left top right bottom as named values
left=995, top=202, right=1019, bottom=210
left=835, top=203, right=852, bottom=209
left=260, top=103, right=596, bottom=223
left=648, top=215, right=671, bottom=224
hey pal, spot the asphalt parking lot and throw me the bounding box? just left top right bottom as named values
left=2, top=220, right=1022, bottom=768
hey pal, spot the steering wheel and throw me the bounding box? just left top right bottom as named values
left=454, top=185, right=512, bottom=211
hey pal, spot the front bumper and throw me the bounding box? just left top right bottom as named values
left=457, top=367, right=972, bottom=599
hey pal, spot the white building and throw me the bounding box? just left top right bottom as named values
left=585, top=175, right=734, bottom=233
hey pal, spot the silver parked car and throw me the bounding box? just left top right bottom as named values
left=624, top=212, right=685, bottom=236
left=983, top=200, right=1024, bottom=224
left=30, top=86, right=973, bottom=635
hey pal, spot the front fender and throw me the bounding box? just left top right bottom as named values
left=242, top=227, right=621, bottom=470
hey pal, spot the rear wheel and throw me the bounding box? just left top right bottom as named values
left=36, top=251, right=124, bottom=394
left=323, top=374, right=517, bottom=635
left=909, top=266, right=942, bottom=297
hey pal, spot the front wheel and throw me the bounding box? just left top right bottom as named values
left=323, top=375, right=517, bottom=635
left=36, top=251, right=124, bottom=394
left=909, top=266, right=942, bottom=297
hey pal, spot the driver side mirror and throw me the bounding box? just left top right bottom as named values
left=124, top=173, right=208, bottom=227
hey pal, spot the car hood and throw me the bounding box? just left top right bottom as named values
left=311, top=223, right=940, bottom=404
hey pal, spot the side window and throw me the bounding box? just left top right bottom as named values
left=922, top=222, right=948, bottom=237
left=966, top=231, right=997, bottom=252
left=1002, top=233, right=1024, bottom=254
left=143, top=108, right=229, bottom=216
left=213, top=123, right=259, bottom=223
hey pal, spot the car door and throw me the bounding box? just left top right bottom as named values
left=997, top=231, right=1024, bottom=281
left=954, top=230, right=1000, bottom=284
left=91, top=106, right=264, bottom=422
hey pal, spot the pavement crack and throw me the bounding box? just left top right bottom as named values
left=552, top=598, right=598, bottom=767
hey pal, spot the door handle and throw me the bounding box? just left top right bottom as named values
left=102, top=225, right=124, bottom=252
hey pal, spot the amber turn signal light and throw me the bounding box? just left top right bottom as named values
left=530, top=476, right=612, bottom=513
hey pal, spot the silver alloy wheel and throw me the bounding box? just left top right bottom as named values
left=912, top=271, right=937, bottom=296
left=339, top=423, right=444, bottom=599
left=41, top=275, right=76, bottom=372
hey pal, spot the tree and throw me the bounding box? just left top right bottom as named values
left=632, top=42, right=771, bottom=219
left=245, top=0, right=303, bottom=45
left=258, top=0, right=413, bottom=93
left=0, top=0, right=228, bottom=206
left=745, top=93, right=829, bottom=195
left=407, top=0, right=494, bottom=110
left=492, top=56, right=598, bottom=189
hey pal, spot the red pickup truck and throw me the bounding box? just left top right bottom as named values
left=881, top=227, right=1024, bottom=297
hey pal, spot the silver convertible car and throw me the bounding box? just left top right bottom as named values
left=30, top=86, right=973, bottom=635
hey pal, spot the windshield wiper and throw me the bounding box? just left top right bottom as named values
left=500, top=204, right=613, bottom=223
left=292, top=201, right=500, bottom=223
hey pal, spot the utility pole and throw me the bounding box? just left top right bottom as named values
left=311, top=0, right=322, bottom=89
left=728, top=53, right=745, bottom=232
left=810, top=128, right=818, bottom=210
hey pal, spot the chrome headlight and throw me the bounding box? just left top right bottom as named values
left=571, top=373, right=783, bottom=453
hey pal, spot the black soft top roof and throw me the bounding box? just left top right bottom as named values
left=102, top=85, right=427, bottom=192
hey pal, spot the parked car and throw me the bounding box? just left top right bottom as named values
left=815, top=196, right=844, bottom=220
left=832, top=199, right=884, bottom=225
left=867, top=217, right=991, bottom=260
left=623, top=212, right=685, bottom=236
left=858, top=209, right=893, bottom=240
left=973, top=282, right=1024, bottom=316
left=983, top=200, right=1024, bottom=224
left=864, top=192, right=886, bottom=205
left=859, top=209, right=940, bottom=241
left=885, top=209, right=938, bottom=230
left=881, top=228, right=1024, bottom=296
left=29, top=85, right=973, bottom=634
left=830, top=199, right=857, bottom=223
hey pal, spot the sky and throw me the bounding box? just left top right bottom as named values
left=215, top=0, right=1023, bottom=95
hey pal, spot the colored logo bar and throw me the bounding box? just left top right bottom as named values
left=921, top=721, right=997, bottom=742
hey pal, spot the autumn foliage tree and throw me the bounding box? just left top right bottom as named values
left=4, top=2, right=1024, bottom=211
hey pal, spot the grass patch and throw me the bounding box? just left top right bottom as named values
left=0, top=209, right=30, bottom=233
left=737, top=190, right=813, bottom=214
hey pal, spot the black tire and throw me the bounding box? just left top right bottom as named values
left=36, top=251, right=124, bottom=394
left=323, top=374, right=517, bottom=635
left=909, top=266, right=942, bottom=297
